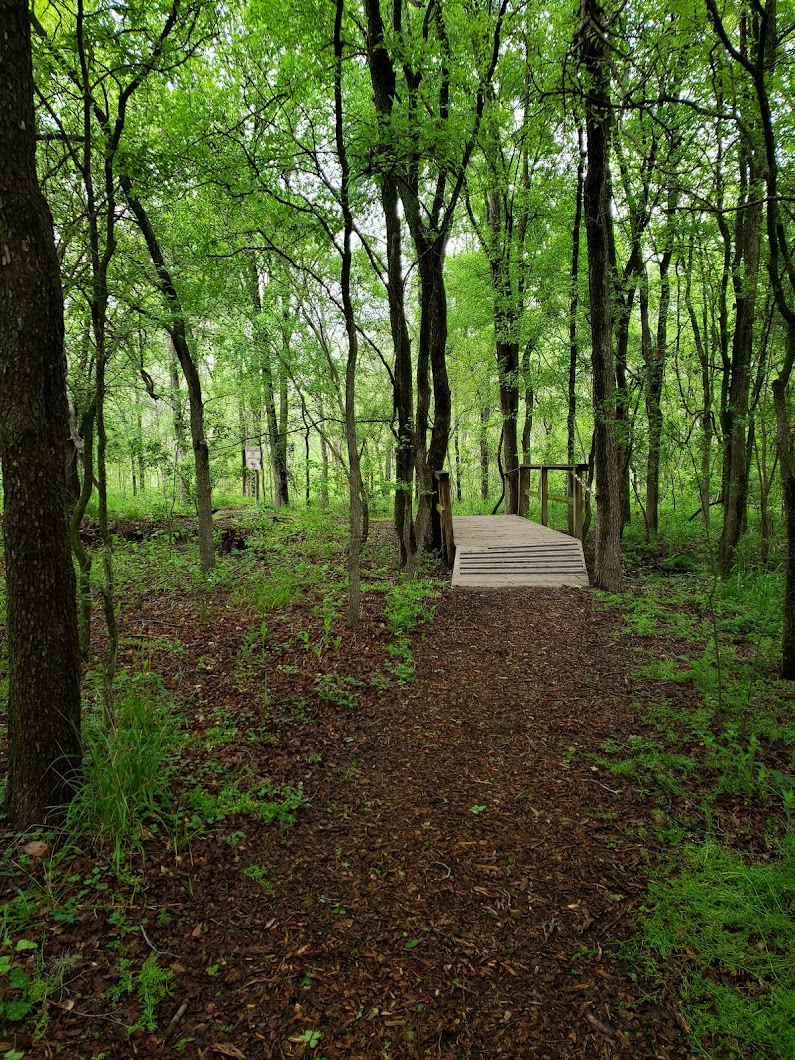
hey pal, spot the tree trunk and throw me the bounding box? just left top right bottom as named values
left=480, top=406, right=490, bottom=501
left=319, top=395, right=330, bottom=509
left=718, top=153, right=763, bottom=574
left=70, top=393, right=97, bottom=656
left=0, top=0, right=82, bottom=825
left=497, top=339, right=520, bottom=514
left=454, top=429, right=463, bottom=502
left=334, top=0, right=363, bottom=628
left=415, top=236, right=452, bottom=553
left=568, top=127, right=585, bottom=467
left=684, top=251, right=713, bottom=529
left=772, top=327, right=795, bottom=678
left=645, top=196, right=675, bottom=537
left=167, top=335, right=189, bottom=506
left=522, top=391, right=535, bottom=463
left=249, top=261, right=290, bottom=508
left=581, top=0, right=623, bottom=592
left=122, top=177, right=215, bottom=572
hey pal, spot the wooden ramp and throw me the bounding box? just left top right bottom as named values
left=451, top=515, right=589, bottom=588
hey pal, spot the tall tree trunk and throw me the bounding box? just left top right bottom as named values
left=496, top=337, right=520, bottom=514
left=279, top=361, right=290, bottom=501
left=480, top=406, right=490, bottom=501
left=645, top=205, right=675, bottom=536
left=249, top=261, right=289, bottom=508
left=319, top=395, right=330, bottom=509
left=581, top=0, right=623, bottom=591
left=773, top=325, right=795, bottom=678
left=168, top=335, right=189, bottom=506
left=684, top=249, right=713, bottom=529
left=334, top=0, right=363, bottom=627
left=364, top=0, right=505, bottom=563
left=568, top=127, right=585, bottom=466
left=705, top=0, right=793, bottom=674
left=521, top=345, right=535, bottom=463
left=454, top=428, right=463, bottom=502
left=69, top=389, right=97, bottom=656
left=0, top=0, right=82, bottom=824
left=122, top=178, right=215, bottom=572
left=95, top=345, right=118, bottom=723
left=718, top=152, right=763, bottom=573
left=414, top=235, right=452, bottom=553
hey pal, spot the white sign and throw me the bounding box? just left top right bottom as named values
left=244, top=445, right=263, bottom=471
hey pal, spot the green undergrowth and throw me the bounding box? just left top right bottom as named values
left=597, top=542, right=795, bottom=1059
left=0, top=507, right=439, bottom=1046
left=638, top=837, right=795, bottom=1060
left=65, top=670, right=182, bottom=869
left=0, top=663, right=309, bottom=1042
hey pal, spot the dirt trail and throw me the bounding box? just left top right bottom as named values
left=227, top=587, right=690, bottom=1058
left=13, top=585, right=694, bottom=1059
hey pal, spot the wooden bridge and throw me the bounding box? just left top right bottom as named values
left=435, top=465, right=590, bottom=589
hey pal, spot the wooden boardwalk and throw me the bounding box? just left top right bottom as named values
left=451, top=515, right=589, bottom=588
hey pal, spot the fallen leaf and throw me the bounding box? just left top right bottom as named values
left=212, top=1044, right=247, bottom=1058
left=22, top=840, right=48, bottom=858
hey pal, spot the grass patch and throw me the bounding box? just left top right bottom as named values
left=66, top=671, right=182, bottom=868
left=597, top=552, right=795, bottom=1058
left=640, top=837, right=795, bottom=1060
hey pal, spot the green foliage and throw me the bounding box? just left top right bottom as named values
left=107, top=953, right=174, bottom=1034
left=243, top=863, right=276, bottom=897
left=384, top=578, right=438, bottom=636
left=235, top=622, right=270, bottom=695
left=66, top=672, right=181, bottom=868
left=314, top=672, right=361, bottom=710
left=0, top=938, right=38, bottom=1026
left=185, top=781, right=307, bottom=828
left=596, top=735, right=697, bottom=797
left=640, top=839, right=795, bottom=1060
left=704, top=730, right=795, bottom=804
left=598, top=560, right=795, bottom=1057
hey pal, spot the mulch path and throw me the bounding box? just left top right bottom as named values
left=2, top=545, right=700, bottom=1058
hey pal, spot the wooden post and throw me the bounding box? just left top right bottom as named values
left=573, top=464, right=585, bottom=540
left=518, top=464, right=529, bottom=517
left=435, top=470, right=456, bottom=568
left=567, top=468, right=574, bottom=535
left=540, top=466, right=549, bottom=526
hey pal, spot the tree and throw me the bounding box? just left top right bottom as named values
left=364, top=0, right=508, bottom=563
left=579, top=0, right=623, bottom=591
left=706, top=0, right=795, bottom=677
left=0, top=0, right=82, bottom=825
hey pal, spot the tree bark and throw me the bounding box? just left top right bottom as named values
left=718, top=149, right=763, bottom=573
left=363, top=0, right=417, bottom=568
left=167, top=336, right=189, bottom=505
left=568, top=127, right=585, bottom=467
left=480, top=406, right=490, bottom=501
left=250, top=262, right=290, bottom=507
left=333, top=0, right=363, bottom=627
left=581, top=0, right=623, bottom=592
left=0, top=0, right=82, bottom=825
left=705, top=0, right=793, bottom=674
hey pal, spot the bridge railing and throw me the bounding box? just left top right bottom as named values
left=433, top=470, right=456, bottom=569
left=518, top=463, right=588, bottom=541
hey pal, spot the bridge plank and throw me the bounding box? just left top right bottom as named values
left=451, top=515, right=589, bottom=588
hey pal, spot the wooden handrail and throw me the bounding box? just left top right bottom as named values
left=517, top=462, right=587, bottom=542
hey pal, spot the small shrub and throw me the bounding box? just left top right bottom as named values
left=67, top=671, right=180, bottom=867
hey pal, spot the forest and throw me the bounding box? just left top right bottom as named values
left=1, top=0, right=794, bottom=1056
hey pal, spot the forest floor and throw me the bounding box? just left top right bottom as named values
left=1, top=515, right=790, bottom=1059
